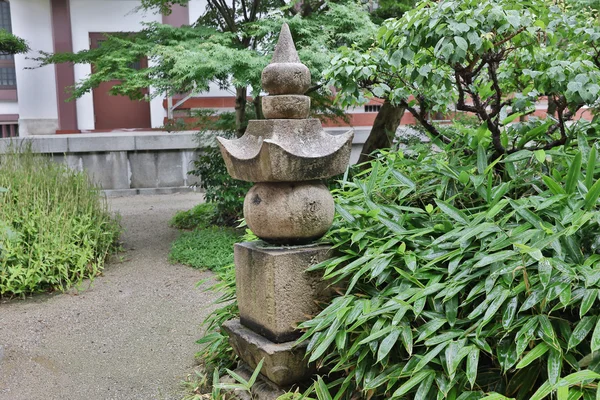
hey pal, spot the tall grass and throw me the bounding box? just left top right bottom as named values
left=0, top=148, right=120, bottom=297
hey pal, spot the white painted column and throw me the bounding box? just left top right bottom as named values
left=11, top=0, right=59, bottom=135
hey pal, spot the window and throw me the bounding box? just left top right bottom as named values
left=364, top=105, right=382, bottom=113
left=0, top=1, right=17, bottom=89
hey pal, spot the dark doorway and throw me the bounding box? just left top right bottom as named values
left=90, top=33, right=152, bottom=130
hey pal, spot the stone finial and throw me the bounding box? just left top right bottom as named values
left=271, top=23, right=300, bottom=63
left=261, top=23, right=311, bottom=96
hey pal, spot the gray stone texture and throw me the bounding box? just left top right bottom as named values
left=222, top=319, right=315, bottom=386
left=244, top=182, right=334, bottom=243
left=218, top=119, right=353, bottom=182
left=261, top=23, right=310, bottom=96
left=262, top=63, right=311, bottom=95
left=270, top=23, right=301, bottom=64
left=262, top=95, right=310, bottom=119
left=81, top=151, right=130, bottom=190
left=234, top=242, right=333, bottom=343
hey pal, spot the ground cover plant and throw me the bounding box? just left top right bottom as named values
left=0, top=149, right=120, bottom=297
left=170, top=203, right=218, bottom=230
left=169, top=226, right=240, bottom=271
left=298, top=128, right=600, bottom=399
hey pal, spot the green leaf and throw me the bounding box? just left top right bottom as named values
left=473, top=250, right=518, bottom=269
left=543, top=176, right=566, bottom=195
left=538, top=258, right=552, bottom=288
left=548, top=348, right=562, bottom=385
left=581, top=289, right=597, bottom=318
left=502, top=297, right=518, bottom=329
left=530, top=380, right=552, bottom=400
left=477, top=144, right=488, bottom=175
left=377, top=329, right=400, bottom=362
left=435, top=199, right=469, bottom=225
left=414, top=371, right=435, bottom=400
left=455, top=36, right=468, bottom=51
left=413, top=342, right=448, bottom=373
left=391, top=370, right=434, bottom=398
left=557, top=386, right=569, bottom=400
left=315, top=376, right=333, bottom=400
left=400, top=321, right=413, bottom=355
left=534, top=150, right=546, bottom=163
left=586, top=145, right=597, bottom=189
left=556, top=370, right=600, bottom=387
left=591, top=317, right=600, bottom=352
left=247, top=358, right=265, bottom=387
left=584, top=178, right=600, bottom=210
left=568, top=316, right=597, bottom=350
left=566, top=152, right=582, bottom=194
left=502, top=112, right=524, bottom=125
left=467, top=347, right=479, bottom=388
left=515, top=342, right=550, bottom=369
left=358, top=325, right=394, bottom=345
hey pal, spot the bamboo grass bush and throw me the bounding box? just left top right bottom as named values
left=0, top=148, right=120, bottom=297
left=298, top=132, right=600, bottom=400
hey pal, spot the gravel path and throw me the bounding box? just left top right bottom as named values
left=0, top=192, right=219, bottom=400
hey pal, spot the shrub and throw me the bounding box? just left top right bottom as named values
left=299, top=130, right=600, bottom=399
left=0, top=150, right=120, bottom=297
left=188, top=111, right=252, bottom=226
left=170, top=203, right=218, bottom=230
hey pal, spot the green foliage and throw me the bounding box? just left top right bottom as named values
left=0, top=29, right=28, bottom=55
left=299, top=126, right=600, bottom=399
left=327, top=0, right=600, bottom=157
left=369, top=0, right=416, bottom=25
left=187, top=110, right=252, bottom=226
left=170, top=202, right=217, bottom=230
left=0, top=150, right=120, bottom=297
left=169, top=226, right=240, bottom=270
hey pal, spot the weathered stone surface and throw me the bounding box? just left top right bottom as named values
left=234, top=242, right=333, bottom=342
left=222, top=319, right=315, bottom=386
left=271, top=23, right=300, bottom=64
left=261, top=23, right=310, bottom=95
left=262, top=95, right=310, bottom=119
left=262, top=63, right=311, bottom=95
left=218, top=119, right=353, bottom=182
left=219, top=363, right=286, bottom=400
left=244, top=181, right=334, bottom=243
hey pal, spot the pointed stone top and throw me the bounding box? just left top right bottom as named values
left=271, top=23, right=300, bottom=64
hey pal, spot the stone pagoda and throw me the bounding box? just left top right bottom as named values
left=218, top=23, right=353, bottom=394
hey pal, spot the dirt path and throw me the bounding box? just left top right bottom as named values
left=0, top=193, right=219, bottom=400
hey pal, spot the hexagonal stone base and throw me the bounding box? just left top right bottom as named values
left=222, top=319, right=314, bottom=386
left=235, top=242, right=333, bottom=343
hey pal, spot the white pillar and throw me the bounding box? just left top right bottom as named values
left=12, top=0, right=59, bottom=135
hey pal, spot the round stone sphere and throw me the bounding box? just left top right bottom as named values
left=262, top=63, right=311, bottom=95
left=244, top=181, right=334, bottom=244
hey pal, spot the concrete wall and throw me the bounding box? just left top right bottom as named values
left=0, top=131, right=200, bottom=195
left=10, top=0, right=59, bottom=135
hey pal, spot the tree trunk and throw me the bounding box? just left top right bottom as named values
left=253, top=95, right=264, bottom=120
left=235, top=87, right=247, bottom=137
left=357, top=100, right=406, bottom=164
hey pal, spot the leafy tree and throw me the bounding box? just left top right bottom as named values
left=37, top=0, right=375, bottom=136
left=0, top=29, right=28, bottom=55
left=327, top=0, right=600, bottom=163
